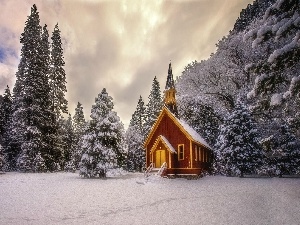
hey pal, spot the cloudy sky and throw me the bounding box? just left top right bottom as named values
left=0, top=0, right=253, bottom=128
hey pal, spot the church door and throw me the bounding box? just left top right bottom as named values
left=155, top=150, right=166, bottom=168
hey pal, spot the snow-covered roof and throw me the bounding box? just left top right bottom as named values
left=150, top=135, right=177, bottom=154
left=176, top=119, right=212, bottom=150
left=160, top=135, right=176, bottom=153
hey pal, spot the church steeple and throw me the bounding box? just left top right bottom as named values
left=165, top=62, right=175, bottom=89
left=164, top=62, right=178, bottom=117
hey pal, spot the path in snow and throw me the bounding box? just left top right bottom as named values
left=0, top=172, right=300, bottom=225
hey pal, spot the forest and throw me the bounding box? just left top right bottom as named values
left=0, top=0, right=299, bottom=177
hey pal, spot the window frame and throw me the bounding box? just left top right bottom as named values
left=198, top=147, right=202, bottom=162
left=178, top=144, right=184, bottom=161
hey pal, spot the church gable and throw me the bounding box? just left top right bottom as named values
left=149, top=135, right=176, bottom=154
left=144, top=107, right=189, bottom=149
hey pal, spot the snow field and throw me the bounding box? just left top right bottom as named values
left=0, top=172, right=300, bottom=225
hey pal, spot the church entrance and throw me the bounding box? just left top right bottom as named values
left=155, top=150, right=166, bottom=168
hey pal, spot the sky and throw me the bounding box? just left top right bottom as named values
left=0, top=0, right=254, bottom=128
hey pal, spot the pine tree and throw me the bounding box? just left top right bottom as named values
left=271, top=124, right=300, bottom=176
left=48, top=23, right=68, bottom=170
left=0, top=86, right=12, bottom=143
left=0, top=86, right=12, bottom=170
left=50, top=23, right=68, bottom=118
left=0, top=144, right=5, bottom=172
left=72, top=102, right=87, bottom=168
left=126, top=96, right=146, bottom=172
left=32, top=152, right=47, bottom=172
left=39, top=24, right=55, bottom=170
left=214, top=101, right=264, bottom=177
left=53, top=115, right=74, bottom=171
left=79, top=88, right=125, bottom=178
left=10, top=4, right=45, bottom=172
left=144, top=76, right=162, bottom=135
left=245, top=0, right=300, bottom=117
left=130, top=96, right=146, bottom=135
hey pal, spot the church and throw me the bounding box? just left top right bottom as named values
left=144, top=63, right=213, bottom=177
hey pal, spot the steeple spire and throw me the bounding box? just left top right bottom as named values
left=165, top=62, right=175, bottom=90
left=164, top=62, right=178, bottom=117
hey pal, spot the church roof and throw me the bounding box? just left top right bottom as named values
left=144, top=106, right=212, bottom=150
left=176, top=118, right=212, bottom=149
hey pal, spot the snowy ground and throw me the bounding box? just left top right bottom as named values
left=0, top=172, right=300, bottom=225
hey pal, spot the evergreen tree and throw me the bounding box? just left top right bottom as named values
left=10, top=4, right=45, bottom=172
left=144, top=76, right=162, bottom=135
left=214, top=101, right=264, bottom=177
left=0, top=86, right=12, bottom=143
left=48, top=23, right=68, bottom=170
left=57, top=114, right=75, bottom=170
left=271, top=124, right=300, bottom=176
left=245, top=0, right=300, bottom=121
left=233, top=0, right=276, bottom=33
left=126, top=96, right=146, bottom=172
left=0, top=144, right=5, bottom=172
left=79, top=88, right=125, bottom=178
left=0, top=86, right=12, bottom=170
left=50, top=23, right=68, bottom=118
left=130, top=96, right=146, bottom=135
left=72, top=102, right=87, bottom=169
left=32, top=152, right=47, bottom=172
left=38, top=24, right=55, bottom=170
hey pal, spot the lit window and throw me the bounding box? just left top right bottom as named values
left=195, top=145, right=197, bottom=161
left=178, top=144, right=184, bottom=160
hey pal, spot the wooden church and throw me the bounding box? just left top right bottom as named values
left=144, top=63, right=213, bottom=177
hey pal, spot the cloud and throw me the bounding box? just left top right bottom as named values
left=0, top=0, right=253, bottom=128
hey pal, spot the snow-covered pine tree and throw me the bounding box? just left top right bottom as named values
left=71, top=102, right=87, bottom=168
left=178, top=96, right=221, bottom=147
left=55, top=114, right=75, bottom=170
left=271, top=124, right=300, bottom=176
left=0, top=86, right=12, bottom=143
left=38, top=24, right=55, bottom=171
left=0, top=86, right=12, bottom=170
left=50, top=23, right=68, bottom=118
left=214, top=100, right=264, bottom=177
left=233, top=0, right=276, bottom=33
left=144, top=76, right=162, bottom=135
left=0, top=144, right=5, bottom=172
left=126, top=96, right=146, bottom=172
left=73, top=102, right=86, bottom=138
left=245, top=0, right=300, bottom=119
left=32, top=152, right=47, bottom=172
left=10, top=4, right=49, bottom=172
left=79, top=88, right=125, bottom=178
left=48, top=23, right=68, bottom=170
